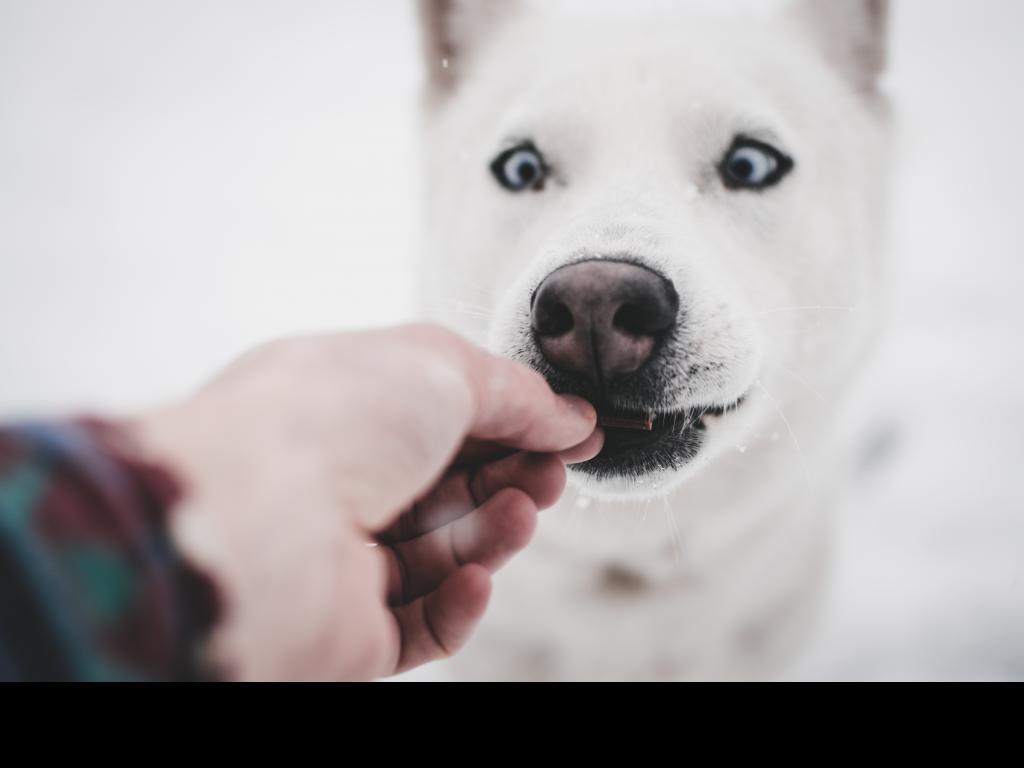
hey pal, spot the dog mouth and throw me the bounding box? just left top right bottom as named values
left=574, top=400, right=741, bottom=480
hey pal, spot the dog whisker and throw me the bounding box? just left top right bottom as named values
left=418, top=299, right=495, bottom=323
left=754, top=304, right=861, bottom=317
left=452, top=308, right=493, bottom=319
left=755, top=379, right=810, bottom=488
left=452, top=300, right=495, bottom=314
left=663, top=496, right=681, bottom=562
left=763, top=359, right=830, bottom=405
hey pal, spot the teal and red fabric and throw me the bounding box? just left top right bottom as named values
left=0, top=419, right=218, bottom=681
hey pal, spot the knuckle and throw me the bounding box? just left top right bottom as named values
left=402, top=322, right=467, bottom=355
left=493, top=488, right=537, bottom=544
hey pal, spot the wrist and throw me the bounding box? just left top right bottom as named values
left=81, top=415, right=225, bottom=679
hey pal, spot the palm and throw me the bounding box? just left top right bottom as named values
left=371, top=446, right=575, bottom=675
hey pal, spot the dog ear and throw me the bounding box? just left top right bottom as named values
left=418, top=0, right=519, bottom=97
left=791, top=0, right=888, bottom=93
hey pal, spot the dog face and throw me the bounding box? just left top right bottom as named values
left=418, top=0, right=889, bottom=497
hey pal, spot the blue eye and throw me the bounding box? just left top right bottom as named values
left=491, top=142, right=548, bottom=192
left=720, top=137, right=793, bottom=190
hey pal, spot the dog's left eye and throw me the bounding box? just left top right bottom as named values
left=719, top=137, right=793, bottom=191
left=491, top=142, right=548, bottom=192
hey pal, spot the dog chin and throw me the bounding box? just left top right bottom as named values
left=566, top=402, right=744, bottom=500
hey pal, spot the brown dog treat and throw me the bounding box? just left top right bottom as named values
left=597, top=414, right=654, bottom=431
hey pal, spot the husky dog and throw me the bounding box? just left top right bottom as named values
left=415, top=0, right=889, bottom=680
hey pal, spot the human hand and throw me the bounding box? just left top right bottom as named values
left=133, top=324, right=601, bottom=680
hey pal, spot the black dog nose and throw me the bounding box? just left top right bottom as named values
left=531, top=259, right=679, bottom=386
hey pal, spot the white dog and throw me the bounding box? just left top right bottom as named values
left=415, top=0, right=889, bottom=680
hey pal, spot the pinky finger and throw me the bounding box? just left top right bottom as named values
left=389, top=563, right=492, bottom=675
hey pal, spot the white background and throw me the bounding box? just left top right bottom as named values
left=1, top=1, right=1022, bottom=679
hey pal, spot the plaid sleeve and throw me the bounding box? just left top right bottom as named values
left=0, top=418, right=220, bottom=681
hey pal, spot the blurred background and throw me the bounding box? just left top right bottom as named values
left=1, top=1, right=1021, bottom=680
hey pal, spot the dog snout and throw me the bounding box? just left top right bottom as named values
left=530, top=259, right=679, bottom=386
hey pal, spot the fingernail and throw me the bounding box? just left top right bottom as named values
left=560, top=395, right=596, bottom=423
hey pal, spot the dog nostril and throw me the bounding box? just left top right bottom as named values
left=533, top=300, right=574, bottom=336
left=613, top=302, right=672, bottom=336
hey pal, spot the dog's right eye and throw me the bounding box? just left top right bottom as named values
left=490, top=142, right=548, bottom=192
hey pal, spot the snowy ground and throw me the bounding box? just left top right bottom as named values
left=1, top=1, right=1021, bottom=680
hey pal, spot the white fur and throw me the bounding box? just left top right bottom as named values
left=416, top=0, right=889, bottom=680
